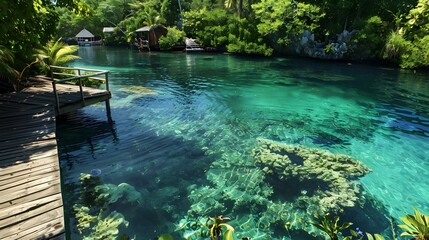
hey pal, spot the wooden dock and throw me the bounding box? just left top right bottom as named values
left=0, top=74, right=110, bottom=239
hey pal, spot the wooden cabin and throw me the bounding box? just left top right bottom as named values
left=135, top=25, right=168, bottom=51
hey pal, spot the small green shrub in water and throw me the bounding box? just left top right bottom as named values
left=398, top=208, right=429, bottom=240
left=311, top=213, right=353, bottom=240
left=208, top=215, right=234, bottom=240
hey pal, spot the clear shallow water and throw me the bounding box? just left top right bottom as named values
left=58, top=47, right=429, bottom=239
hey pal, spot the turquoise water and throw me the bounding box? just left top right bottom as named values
left=58, top=47, right=429, bottom=239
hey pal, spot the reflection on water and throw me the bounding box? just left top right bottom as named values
left=58, top=47, right=429, bottom=239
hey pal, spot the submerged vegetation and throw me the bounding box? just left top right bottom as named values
left=74, top=166, right=429, bottom=239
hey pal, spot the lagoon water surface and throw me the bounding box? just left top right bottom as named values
left=58, top=47, right=429, bottom=239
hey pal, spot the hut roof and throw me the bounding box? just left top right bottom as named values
left=135, top=26, right=151, bottom=32
left=76, top=28, right=94, bottom=38
left=103, top=27, right=115, bottom=33
left=135, top=25, right=167, bottom=32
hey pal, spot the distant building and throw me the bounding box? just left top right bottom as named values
left=76, top=29, right=100, bottom=46
left=102, top=27, right=115, bottom=34
left=135, top=25, right=168, bottom=51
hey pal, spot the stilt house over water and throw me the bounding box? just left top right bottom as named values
left=76, top=28, right=99, bottom=46
left=135, top=25, right=168, bottom=51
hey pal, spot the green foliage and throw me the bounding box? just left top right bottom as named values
left=398, top=208, right=429, bottom=240
left=404, top=0, right=429, bottom=41
left=365, top=233, right=386, bottom=240
left=37, top=38, right=80, bottom=74
left=0, top=46, right=19, bottom=81
left=311, top=213, right=352, bottom=240
left=208, top=216, right=234, bottom=240
left=355, top=16, right=390, bottom=59
left=383, top=31, right=411, bottom=63
left=252, top=0, right=324, bottom=46
left=227, top=18, right=273, bottom=56
left=183, top=8, right=231, bottom=47
left=159, top=27, right=186, bottom=50
left=158, top=233, right=174, bottom=240
left=399, top=35, right=429, bottom=69
left=382, top=0, right=429, bottom=68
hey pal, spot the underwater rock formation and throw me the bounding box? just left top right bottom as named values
left=253, top=138, right=371, bottom=214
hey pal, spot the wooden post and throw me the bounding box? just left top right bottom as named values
left=105, top=72, right=109, bottom=91
left=79, top=79, right=85, bottom=106
left=52, top=81, right=60, bottom=114
left=104, top=72, right=111, bottom=120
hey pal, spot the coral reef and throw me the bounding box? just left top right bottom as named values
left=73, top=204, right=129, bottom=240
left=95, top=183, right=142, bottom=206
left=253, top=138, right=371, bottom=214
left=78, top=173, right=104, bottom=207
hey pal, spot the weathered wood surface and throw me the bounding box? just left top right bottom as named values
left=0, top=77, right=110, bottom=239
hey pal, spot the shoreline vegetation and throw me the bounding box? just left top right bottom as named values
left=1, top=0, right=429, bottom=92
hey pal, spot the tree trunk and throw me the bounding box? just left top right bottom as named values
left=238, top=0, right=243, bottom=18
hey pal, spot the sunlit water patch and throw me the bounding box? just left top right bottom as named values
left=57, top=47, right=429, bottom=239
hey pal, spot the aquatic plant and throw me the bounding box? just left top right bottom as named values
left=311, top=213, right=352, bottom=240
left=208, top=215, right=234, bottom=240
left=398, top=208, right=429, bottom=240
left=311, top=214, right=387, bottom=240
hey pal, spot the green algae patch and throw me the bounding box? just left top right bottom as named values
left=119, top=86, right=157, bottom=95
left=253, top=138, right=371, bottom=214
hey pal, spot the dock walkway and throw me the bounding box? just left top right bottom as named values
left=0, top=76, right=110, bottom=239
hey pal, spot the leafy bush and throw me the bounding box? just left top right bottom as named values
left=37, top=38, right=80, bottom=74
left=355, top=16, right=389, bottom=59
left=383, top=31, right=411, bottom=63
left=159, top=27, right=186, bottom=50
left=183, top=8, right=231, bottom=48
left=252, top=0, right=324, bottom=47
left=399, top=208, right=429, bottom=240
left=227, top=18, right=273, bottom=56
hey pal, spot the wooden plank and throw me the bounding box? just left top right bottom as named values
left=0, top=193, right=61, bottom=222
left=0, top=168, right=60, bottom=191
left=1, top=208, right=64, bottom=240
left=0, top=159, right=59, bottom=182
left=0, top=183, right=61, bottom=209
left=0, top=177, right=60, bottom=205
left=0, top=147, right=57, bottom=166
left=0, top=74, right=111, bottom=239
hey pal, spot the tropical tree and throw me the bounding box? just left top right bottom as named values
left=0, top=46, right=18, bottom=80
left=0, top=46, right=19, bottom=91
left=224, top=0, right=243, bottom=18
left=37, top=39, right=80, bottom=74
left=252, top=0, right=324, bottom=47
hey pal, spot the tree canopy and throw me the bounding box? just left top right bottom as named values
left=1, top=0, right=428, bottom=69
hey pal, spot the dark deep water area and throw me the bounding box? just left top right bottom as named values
left=57, top=47, right=429, bottom=239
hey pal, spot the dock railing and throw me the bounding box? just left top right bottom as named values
left=50, top=65, right=111, bottom=116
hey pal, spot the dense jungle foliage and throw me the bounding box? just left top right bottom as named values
left=0, top=0, right=429, bottom=90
